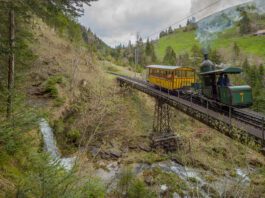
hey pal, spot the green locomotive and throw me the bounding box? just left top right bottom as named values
left=199, top=55, right=253, bottom=107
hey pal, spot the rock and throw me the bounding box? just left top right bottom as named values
left=173, top=192, right=181, bottom=198
left=144, top=176, right=153, bottom=186
left=139, top=143, right=152, bottom=152
left=160, top=184, right=168, bottom=192
left=98, top=161, right=106, bottom=167
left=261, top=147, right=265, bottom=156
left=248, top=156, right=263, bottom=166
left=129, top=145, right=138, bottom=150
left=122, top=147, right=129, bottom=153
left=201, top=184, right=219, bottom=197
left=80, top=80, right=87, bottom=87
left=90, top=147, right=100, bottom=158
left=27, top=87, right=45, bottom=96
left=109, top=149, right=122, bottom=158
left=100, top=151, right=111, bottom=160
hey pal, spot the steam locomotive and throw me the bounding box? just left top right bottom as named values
left=146, top=55, right=253, bottom=108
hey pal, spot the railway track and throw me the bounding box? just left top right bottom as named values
left=114, top=73, right=265, bottom=145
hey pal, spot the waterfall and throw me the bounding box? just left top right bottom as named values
left=39, top=119, right=76, bottom=170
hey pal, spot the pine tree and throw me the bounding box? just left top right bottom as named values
left=233, top=42, right=240, bottom=63
left=159, top=31, right=167, bottom=38
left=163, top=46, right=176, bottom=65
left=239, top=10, right=251, bottom=35
left=168, top=26, right=173, bottom=34
left=191, top=45, right=203, bottom=67
left=1, top=0, right=98, bottom=118
left=210, top=49, right=222, bottom=64
left=145, top=39, right=157, bottom=64
left=242, top=58, right=250, bottom=74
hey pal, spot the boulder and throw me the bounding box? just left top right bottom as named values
left=138, top=143, right=152, bottom=152
left=109, top=149, right=122, bottom=158
left=90, top=147, right=100, bottom=158
left=173, top=192, right=181, bottom=198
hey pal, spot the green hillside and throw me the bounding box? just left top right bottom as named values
left=154, top=27, right=265, bottom=61
left=154, top=30, right=199, bottom=60
left=212, top=27, right=265, bottom=58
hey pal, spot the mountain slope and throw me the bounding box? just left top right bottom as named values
left=154, top=8, right=265, bottom=64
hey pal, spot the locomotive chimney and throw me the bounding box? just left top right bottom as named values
left=204, top=53, right=208, bottom=61
left=202, top=48, right=208, bottom=60
left=200, top=49, right=214, bottom=73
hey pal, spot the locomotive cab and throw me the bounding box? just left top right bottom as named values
left=200, top=60, right=253, bottom=107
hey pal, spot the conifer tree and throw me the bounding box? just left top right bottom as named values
left=239, top=10, right=251, bottom=35
left=163, top=46, right=176, bottom=65
left=210, top=49, right=222, bottom=64
left=191, top=45, right=203, bottom=67
left=233, top=42, right=240, bottom=63
left=145, top=39, right=157, bottom=64
left=242, top=58, right=250, bottom=73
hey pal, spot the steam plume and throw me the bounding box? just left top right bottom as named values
left=193, top=0, right=265, bottom=48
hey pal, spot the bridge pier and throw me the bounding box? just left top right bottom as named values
left=150, top=98, right=181, bottom=152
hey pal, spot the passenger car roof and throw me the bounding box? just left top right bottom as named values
left=200, top=67, right=242, bottom=75
left=146, top=65, right=188, bottom=70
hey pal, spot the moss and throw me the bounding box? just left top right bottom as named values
left=53, top=119, right=65, bottom=135
left=66, top=128, right=81, bottom=143
left=187, top=177, right=199, bottom=184
left=143, top=168, right=188, bottom=196
left=43, top=75, right=66, bottom=98
left=205, top=175, right=218, bottom=183
left=139, top=153, right=168, bottom=164
left=53, top=97, right=65, bottom=107
left=107, top=66, right=119, bottom=72
left=230, top=169, right=237, bottom=178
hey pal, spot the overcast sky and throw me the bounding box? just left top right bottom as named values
left=79, top=0, right=254, bottom=47
left=79, top=0, right=191, bottom=47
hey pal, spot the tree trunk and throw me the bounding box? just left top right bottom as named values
left=7, top=9, right=15, bottom=119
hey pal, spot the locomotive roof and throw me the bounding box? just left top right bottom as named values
left=146, top=65, right=190, bottom=70
left=200, top=66, right=242, bottom=75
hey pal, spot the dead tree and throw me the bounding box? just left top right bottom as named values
left=7, top=8, right=15, bottom=119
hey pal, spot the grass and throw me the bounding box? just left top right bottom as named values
left=43, top=75, right=66, bottom=98
left=143, top=167, right=188, bottom=196
left=154, top=27, right=265, bottom=61
left=212, top=27, right=265, bottom=58
left=154, top=30, right=199, bottom=60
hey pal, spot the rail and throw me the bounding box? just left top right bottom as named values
left=116, top=74, right=265, bottom=146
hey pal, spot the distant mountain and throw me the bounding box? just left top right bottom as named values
left=81, top=26, right=113, bottom=56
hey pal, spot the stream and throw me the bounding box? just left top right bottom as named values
left=39, top=119, right=252, bottom=196
left=39, top=119, right=76, bottom=170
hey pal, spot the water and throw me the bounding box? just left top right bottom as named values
left=39, top=119, right=76, bottom=170
left=38, top=119, right=252, bottom=195
left=154, top=161, right=251, bottom=196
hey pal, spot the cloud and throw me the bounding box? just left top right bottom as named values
left=190, top=0, right=255, bottom=20
left=79, top=0, right=191, bottom=47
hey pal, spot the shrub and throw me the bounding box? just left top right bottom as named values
left=67, top=129, right=81, bottom=143
left=44, top=75, right=66, bottom=98
left=128, top=179, right=156, bottom=198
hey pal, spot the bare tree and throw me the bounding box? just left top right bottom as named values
left=7, top=8, right=15, bottom=119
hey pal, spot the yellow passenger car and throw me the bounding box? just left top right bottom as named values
left=146, top=65, right=196, bottom=90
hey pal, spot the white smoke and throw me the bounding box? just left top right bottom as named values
left=255, top=0, right=265, bottom=13
left=194, top=0, right=265, bottom=48
left=191, top=0, right=252, bottom=20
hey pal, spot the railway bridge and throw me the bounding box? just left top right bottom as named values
left=116, top=74, right=265, bottom=152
